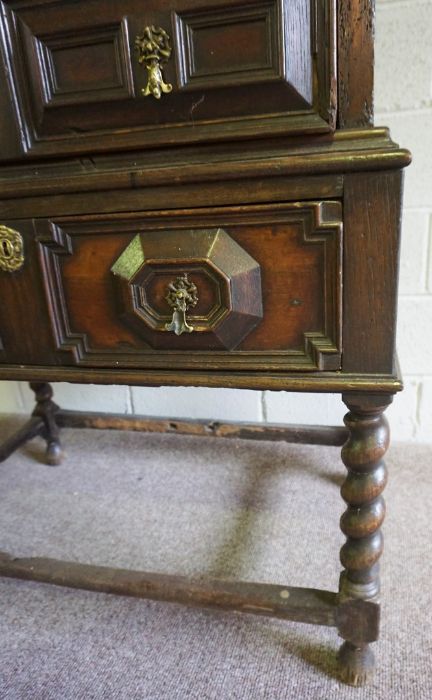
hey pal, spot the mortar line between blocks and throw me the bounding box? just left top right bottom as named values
left=415, top=382, right=423, bottom=439
left=15, top=382, right=24, bottom=413
left=375, top=106, right=432, bottom=118
left=128, top=386, right=136, bottom=415
left=426, top=214, right=432, bottom=293
left=260, top=391, right=268, bottom=423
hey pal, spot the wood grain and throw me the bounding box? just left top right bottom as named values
left=0, top=0, right=335, bottom=160
left=0, top=1, right=410, bottom=688
left=342, top=171, right=403, bottom=374
left=0, top=220, right=57, bottom=364
left=0, top=551, right=378, bottom=644
left=0, top=364, right=403, bottom=394
left=337, top=392, right=392, bottom=685
left=338, top=0, right=375, bottom=128
left=0, top=202, right=340, bottom=372
left=56, top=410, right=349, bottom=446
left=0, top=128, right=410, bottom=204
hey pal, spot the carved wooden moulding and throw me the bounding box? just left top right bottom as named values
left=0, top=0, right=336, bottom=160
left=110, top=228, right=263, bottom=350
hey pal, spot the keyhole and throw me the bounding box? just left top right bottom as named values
left=1, top=238, right=13, bottom=258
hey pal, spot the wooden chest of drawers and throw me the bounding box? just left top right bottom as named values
left=0, top=0, right=336, bottom=158
left=0, top=0, right=410, bottom=687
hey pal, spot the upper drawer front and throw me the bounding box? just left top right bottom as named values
left=0, top=0, right=336, bottom=160
left=0, top=201, right=342, bottom=372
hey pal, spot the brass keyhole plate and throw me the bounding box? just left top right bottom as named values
left=0, top=225, right=24, bottom=272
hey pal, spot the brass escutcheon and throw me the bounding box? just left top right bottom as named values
left=0, top=225, right=24, bottom=272
left=165, top=273, right=198, bottom=335
left=135, top=25, right=173, bottom=100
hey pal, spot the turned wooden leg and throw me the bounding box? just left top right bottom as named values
left=0, top=382, right=62, bottom=465
left=30, top=383, right=63, bottom=466
left=337, top=392, right=392, bottom=686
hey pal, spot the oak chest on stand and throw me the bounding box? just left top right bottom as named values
left=0, top=0, right=410, bottom=686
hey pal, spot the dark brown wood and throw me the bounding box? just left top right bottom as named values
left=111, top=227, right=263, bottom=351
left=315, top=0, right=337, bottom=126
left=0, top=551, right=375, bottom=643
left=0, top=365, right=403, bottom=394
left=56, top=411, right=349, bottom=447
left=0, top=129, right=410, bottom=203
left=0, top=220, right=58, bottom=366
left=335, top=598, right=380, bottom=647
left=337, top=392, right=392, bottom=686
left=0, top=175, right=344, bottom=220
left=30, top=382, right=63, bottom=465
left=27, top=202, right=342, bottom=372
left=338, top=0, right=375, bottom=128
left=0, top=1, right=410, bottom=687
left=343, top=171, right=403, bottom=375
left=0, top=553, right=338, bottom=626
left=0, top=0, right=336, bottom=161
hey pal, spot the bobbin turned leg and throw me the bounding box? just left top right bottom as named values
left=0, top=382, right=62, bottom=465
left=30, top=383, right=63, bottom=466
left=337, top=392, right=392, bottom=686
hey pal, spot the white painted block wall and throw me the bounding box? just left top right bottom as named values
left=374, top=0, right=432, bottom=441
left=0, top=0, right=431, bottom=442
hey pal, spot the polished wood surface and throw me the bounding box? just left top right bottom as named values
left=0, top=165, right=407, bottom=378
left=0, top=364, right=404, bottom=393
left=6, top=202, right=339, bottom=370
left=0, top=128, right=410, bottom=202
left=0, top=0, right=410, bottom=687
left=338, top=392, right=392, bottom=685
left=110, top=227, right=264, bottom=351
left=0, top=0, right=336, bottom=160
left=343, top=170, right=404, bottom=375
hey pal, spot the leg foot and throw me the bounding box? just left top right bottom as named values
left=46, top=440, right=63, bottom=466
left=338, top=641, right=375, bottom=686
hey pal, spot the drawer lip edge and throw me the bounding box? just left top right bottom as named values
left=0, top=149, right=410, bottom=204
left=0, top=365, right=403, bottom=394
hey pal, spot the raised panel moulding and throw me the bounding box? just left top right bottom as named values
left=31, top=19, right=134, bottom=107
left=110, top=228, right=263, bottom=351
left=33, top=202, right=342, bottom=371
left=174, top=1, right=282, bottom=90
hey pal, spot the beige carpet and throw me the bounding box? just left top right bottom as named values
left=0, top=415, right=431, bottom=700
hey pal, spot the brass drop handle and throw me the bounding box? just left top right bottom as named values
left=135, top=26, right=173, bottom=100
left=165, top=273, right=198, bottom=336
left=0, top=225, right=24, bottom=272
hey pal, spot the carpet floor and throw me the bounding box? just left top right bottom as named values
left=0, top=415, right=431, bottom=700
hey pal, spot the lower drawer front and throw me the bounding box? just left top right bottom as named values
left=0, top=201, right=342, bottom=372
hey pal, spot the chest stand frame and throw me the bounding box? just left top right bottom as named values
left=0, top=381, right=395, bottom=686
